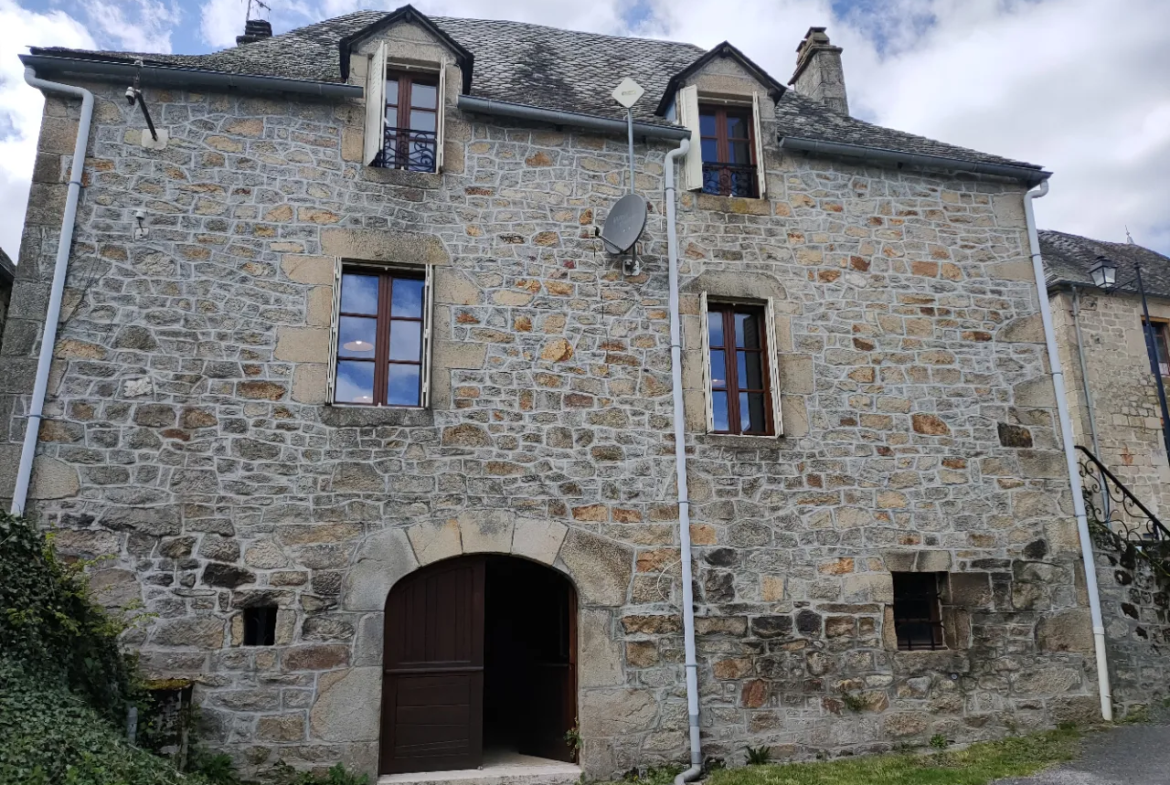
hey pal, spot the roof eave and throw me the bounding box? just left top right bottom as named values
left=779, top=136, right=1051, bottom=186
left=654, top=41, right=786, bottom=117
left=20, top=53, right=362, bottom=98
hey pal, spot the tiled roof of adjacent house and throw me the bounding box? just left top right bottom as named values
left=1040, top=230, right=1170, bottom=299
left=27, top=9, right=1042, bottom=171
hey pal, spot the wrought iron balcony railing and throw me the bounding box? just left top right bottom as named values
left=374, top=127, right=437, bottom=172
left=702, top=163, right=758, bottom=199
left=1077, top=445, right=1170, bottom=541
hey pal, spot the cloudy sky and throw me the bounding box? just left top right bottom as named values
left=1, top=0, right=1168, bottom=262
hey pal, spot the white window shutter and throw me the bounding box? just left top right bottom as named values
left=700, top=291, right=714, bottom=433
left=326, top=259, right=342, bottom=403
left=435, top=64, right=447, bottom=173
left=765, top=296, right=783, bottom=435
left=677, top=85, right=703, bottom=191
left=420, top=264, right=435, bottom=408
left=752, top=91, right=767, bottom=199
left=363, top=41, right=387, bottom=166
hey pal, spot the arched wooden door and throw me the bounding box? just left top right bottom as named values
left=380, top=558, right=485, bottom=774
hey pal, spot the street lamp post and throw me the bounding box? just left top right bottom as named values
left=1089, top=256, right=1170, bottom=465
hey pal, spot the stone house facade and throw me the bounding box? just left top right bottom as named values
left=9, top=6, right=1101, bottom=780
left=1042, top=230, right=1170, bottom=715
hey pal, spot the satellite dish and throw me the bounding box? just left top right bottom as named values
left=600, top=194, right=648, bottom=255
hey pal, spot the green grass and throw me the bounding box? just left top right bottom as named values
left=704, top=726, right=1081, bottom=785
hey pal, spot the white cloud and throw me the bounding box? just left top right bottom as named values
left=86, top=0, right=183, bottom=54
left=200, top=0, right=248, bottom=49
left=0, top=0, right=96, bottom=263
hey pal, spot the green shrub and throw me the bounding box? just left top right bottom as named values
left=270, top=761, right=371, bottom=784
left=744, top=745, right=772, bottom=765
left=0, top=513, right=137, bottom=721
left=0, top=658, right=205, bottom=785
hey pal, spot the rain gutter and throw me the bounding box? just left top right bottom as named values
left=779, top=136, right=1051, bottom=186
left=1024, top=182, right=1114, bottom=722
left=12, top=68, right=94, bottom=515
left=458, top=95, right=690, bottom=140
left=18, top=54, right=362, bottom=99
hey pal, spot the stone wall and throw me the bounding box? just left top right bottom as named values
left=1092, top=537, right=1170, bottom=716
left=1, top=59, right=1098, bottom=779
left=1049, top=288, right=1170, bottom=718
left=1049, top=289, right=1170, bottom=521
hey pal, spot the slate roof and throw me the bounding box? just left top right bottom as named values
left=27, top=8, right=1043, bottom=171
left=1040, top=230, right=1170, bottom=299
left=0, top=247, right=14, bottom=285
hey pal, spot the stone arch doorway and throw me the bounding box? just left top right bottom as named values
left=379, top=554, right=578, bottom=775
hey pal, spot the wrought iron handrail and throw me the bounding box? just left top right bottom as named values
left=374, top=126, right=436, bottom=172
left=702, top=162, right=758, bottom=199
left=1076, top=445, right=1170, bottom=541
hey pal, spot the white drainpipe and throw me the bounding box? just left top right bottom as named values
left=11, top=69, right=94, bottom=516
left=1024, top=181, right=1113, bottom=721
left=663, top=136, right=703, bottom=784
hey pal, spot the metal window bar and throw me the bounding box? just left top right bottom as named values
left=374, top=126, right=437, bottom=172
left=893, top=575, right=945, bottom=651
left=702, top=163, right=758, bottom=198
left=1076, top=445, right=1170, bottom=541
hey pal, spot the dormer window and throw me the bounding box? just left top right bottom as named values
left=362, top=42, right=447, bottom=174
left=699, top=105, right=758, bottom=198
left=375, top=72, right=439, bottom=172
left=676, top=85, right=767, bottom=200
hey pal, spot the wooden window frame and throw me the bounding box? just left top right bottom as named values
left=892, top=572, right=946, bottom=652
left=698, top=103, right=758, bottom=198
left=381, top=71, right=439, bottom=172
left=1145, top=318, right=1170, bottom=377
left=331, top=264, right=429, bottom=408
left=705, top=302, right=775, bottom=436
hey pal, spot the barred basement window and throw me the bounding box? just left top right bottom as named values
left=892, top=572, right=945, bottom=651
left=243, top=606, right=277, bottom=646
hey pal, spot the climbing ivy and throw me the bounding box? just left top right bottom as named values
left=0, top=512, right=138, bottom=721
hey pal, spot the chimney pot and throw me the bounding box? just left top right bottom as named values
left=236, top=19, right=273, bottom=46
left=789, top=26, right=849, bottom=116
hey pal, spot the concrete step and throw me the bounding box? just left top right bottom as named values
left=379, top=752, right=581, bottom=785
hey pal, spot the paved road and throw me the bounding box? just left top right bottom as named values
left=994, top=722, right=1170, bottom=785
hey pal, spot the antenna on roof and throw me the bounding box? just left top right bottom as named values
left=238, top=0, right=273, bottom=44
left=246, top=0, right=271, bottom=23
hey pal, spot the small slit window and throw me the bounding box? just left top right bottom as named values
left=892, top=572, right=945, bottom=651
left=243, top=606, right=277, bottom=646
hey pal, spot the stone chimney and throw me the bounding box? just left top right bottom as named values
left=236, top=19, right=273, bottom=46
left=789, top=27, right=849, bottom=115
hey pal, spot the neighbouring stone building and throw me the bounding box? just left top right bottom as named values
left=7, top=6, right=1104, bottom=780
left=0, top=247, right=14, bottom=352
left=1043, top=229, right=1170, bottom=715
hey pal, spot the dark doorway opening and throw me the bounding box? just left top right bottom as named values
left=380, top=555, right=577, bottom=775
left=483, top=557, right=577, bottom=762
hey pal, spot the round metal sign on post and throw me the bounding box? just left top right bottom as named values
left=600, top=193, right=648, bottom=255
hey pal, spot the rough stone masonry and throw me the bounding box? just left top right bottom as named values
left=2, top=33, right=1098, bottom=782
